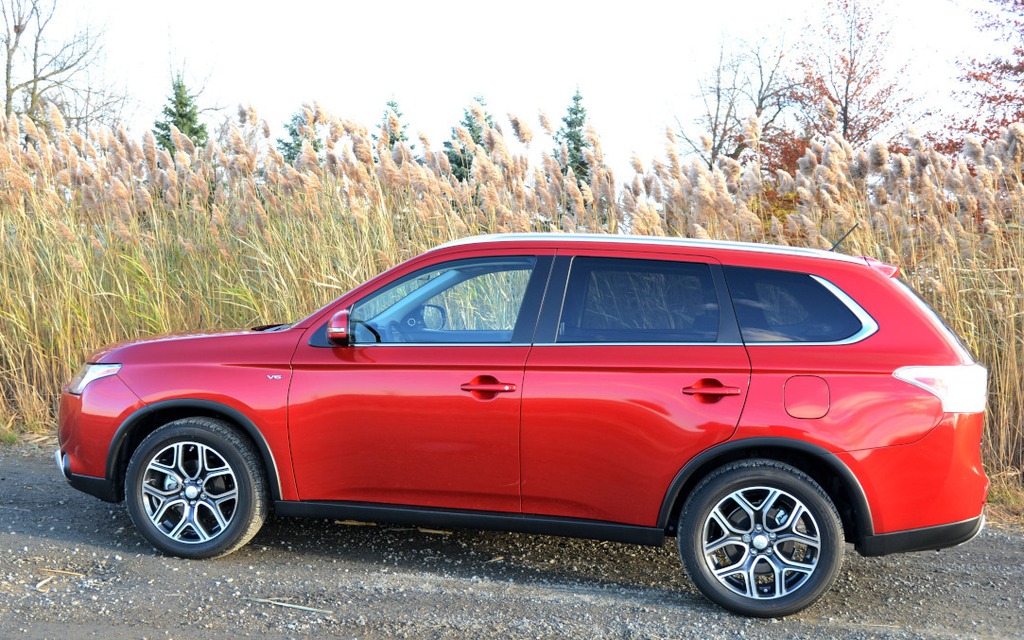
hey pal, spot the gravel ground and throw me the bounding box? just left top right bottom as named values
left=2, top=441, right=1022, bottom=639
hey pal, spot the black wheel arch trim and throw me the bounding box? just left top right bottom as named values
left=104, top=399, right=283, bottom=503
left=657, top=437, right=874, bottom=543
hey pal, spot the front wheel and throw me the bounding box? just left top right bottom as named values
left=678, top=459, right=844, bottom=617
left=125, top=417, right=268, bottom=559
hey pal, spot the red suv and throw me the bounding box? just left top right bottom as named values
left=57, top=234, right=988, bottom=617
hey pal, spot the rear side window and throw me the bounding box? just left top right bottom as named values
left=558, top=257, right=719, bottom=343
left=724, top=266, right=865, bottom=343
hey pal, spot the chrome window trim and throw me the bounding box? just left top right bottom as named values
left=350, top=342, right=533, bottom=347
left=533, top=342, right=745, bottom=347
left=741, top=275, right=878, bottom=347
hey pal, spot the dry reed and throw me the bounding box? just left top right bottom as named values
left=0, top=106, right=1020, bottom=488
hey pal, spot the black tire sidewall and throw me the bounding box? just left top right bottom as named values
left=125, top=420, right=262, bottom=559
left=678, top=462, right=844, bottom=617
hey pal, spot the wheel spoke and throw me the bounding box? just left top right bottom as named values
left=165, top=503, right=192, bottom=538
left=147, top=461, right=181, bottom=482
left=736, top=488, right=775, bottom=518
left=712, top=558, right=753, bottom=599
left=142, top=482, right=176, bottom=499
left=747, top=555, right=781, bottom=598
left=770, top=502, right=806, bottom=533
left=710, top=504, right=751, bottom=536
left=203, top=467, right=233, bottom=486
left=199, top=499, right=229, bottom=531
left=188, top=511, right=213, bottom=542
left=704, top=534, right=747, bottom=556
left=772, top=544, right=818, bottom=571
left=211, top=488, right=238, bottom=504
left=775, top=530, right=820, bottom=549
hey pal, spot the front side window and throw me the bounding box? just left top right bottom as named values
left=558, top=257, right=720, bottom=343
left=724, top=266, right=866, bottom=343
left=350, top=257, right=536, bottom=344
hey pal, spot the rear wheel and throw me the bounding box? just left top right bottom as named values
left=678, top=459, right=844, bottom=617
left=125, top=417, right=268, bottom=559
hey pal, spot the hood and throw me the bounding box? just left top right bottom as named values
left=90, top=326, right=300, bottom=366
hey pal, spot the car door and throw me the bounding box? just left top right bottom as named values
left=520, top=252, right=751, bottom=526
left=288, top=254, right=551, bottom=512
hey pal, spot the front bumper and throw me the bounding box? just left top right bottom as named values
left=55, top=449, right=120, bottom=503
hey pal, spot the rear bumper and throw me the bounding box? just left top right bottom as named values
left=858, top=514, right=984, bottom=557
left=55, top=449, right=120, bottom=503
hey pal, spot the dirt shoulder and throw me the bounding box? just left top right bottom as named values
left=2, top=441, right=1022, bottom=639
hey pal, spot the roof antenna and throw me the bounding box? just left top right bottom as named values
left=829, top=222, right=859, bottom=252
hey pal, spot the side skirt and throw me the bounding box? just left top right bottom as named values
left=274, top=501, right=665, bottom=547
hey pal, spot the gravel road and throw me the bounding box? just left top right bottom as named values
left=2, top=441, right=1022, bottom=639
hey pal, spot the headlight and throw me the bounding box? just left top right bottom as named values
left=67, top=363, right=122, bottom=395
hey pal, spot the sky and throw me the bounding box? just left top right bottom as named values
left=57, top=0, right=996, bottom=175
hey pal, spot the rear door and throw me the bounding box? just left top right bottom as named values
left=520, top=252, right=751, bottom=526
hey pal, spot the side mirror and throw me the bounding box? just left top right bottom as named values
left=326, top=309, right=351, bottom=346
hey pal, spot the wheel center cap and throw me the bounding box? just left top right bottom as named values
left=184, top=485, right=200, bottom=500
left=752, top=534, right=769, bottom=550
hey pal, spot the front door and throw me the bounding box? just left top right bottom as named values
left=288, top=255, right=548, bottom=513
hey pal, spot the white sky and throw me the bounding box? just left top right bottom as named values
left=59, top=0, right=995, bottom=175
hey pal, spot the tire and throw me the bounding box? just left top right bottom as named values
left=677, top=459, right=844, bottom=617
left=125, top=417, right=268, bottom=559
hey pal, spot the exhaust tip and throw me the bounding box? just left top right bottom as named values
left=55, top=449, right=71, bottom=480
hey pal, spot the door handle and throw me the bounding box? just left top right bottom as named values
left=682, top=385, right=741, bottom=396
left=460, top=382, right=517, bottom=393
left=682, top=379, right=742, bottom=401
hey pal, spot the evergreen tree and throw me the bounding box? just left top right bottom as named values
left=153, top=75, right=208, bottom=153
left=372, top=99, right=412, bottom=149
left=554, top=88, right=591, bottom=180
left=277, top=110, right=323, bottom=164
left=443, top=97, right=495, bottom=182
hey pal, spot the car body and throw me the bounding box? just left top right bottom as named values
left=57, top=233, right=989, bottom=617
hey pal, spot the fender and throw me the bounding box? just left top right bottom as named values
left=104, top=398, right=283, bottom=501
left=657, top=437, right=874, bottom=541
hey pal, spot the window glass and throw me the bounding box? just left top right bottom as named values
left=350, top=257, right=535, bottom=344
left=724, top=266, right=862, bottom=343
left=558, top=257, right=719, bottom=343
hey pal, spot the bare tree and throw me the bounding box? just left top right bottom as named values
left=1, top=0, right=126, bottom=130
left=678, top=45, right=744, bottom=170
left=679, top=40, right=800, bottom=170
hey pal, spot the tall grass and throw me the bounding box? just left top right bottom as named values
left=0, top=103, right=1021, bottom=485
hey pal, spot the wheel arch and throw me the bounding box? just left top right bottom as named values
left=105, top=399, right=283, bottom=503
left=658, top=438, right=873, bottom=546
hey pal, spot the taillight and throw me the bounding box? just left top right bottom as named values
left=893, top=364, right=988, bottom=413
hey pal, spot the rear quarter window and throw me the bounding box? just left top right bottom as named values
left=724, top=266, right=866, bottom=343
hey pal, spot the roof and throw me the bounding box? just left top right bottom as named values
left=435, top=233, right=867, bottom=265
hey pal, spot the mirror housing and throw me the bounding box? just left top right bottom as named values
left=326, top=309, right=352, bottom=346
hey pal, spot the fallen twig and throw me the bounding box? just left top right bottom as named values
left=242, top=597, right=333, bottom=615
left=40, top=568, right=85, bottom=577
left=334, top=520, right=376, bottom=527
